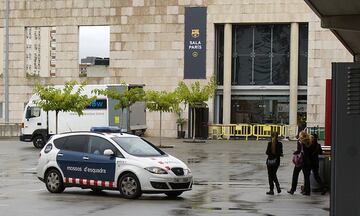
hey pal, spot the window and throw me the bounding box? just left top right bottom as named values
left=25, top=106, right=41, bottom=119
left=231, top=24, right=290, bottom=85
left=63, top=135, right=89, bottom=153
left=112, top=137, right=165, bottom=157
left=0, top=102, right=3, bottom=118
left=0, top=28, right=3, bottom=76
left=88, top=136, right=122, bottom=157
left=78, top=26, right=110, bottom=77
left=225, top=24, right=309, bottom=86
left=53, top=137, right=68, bottom=150
left=298, top=23, right=308, bottom=85
left=215, top=25, right=224, bottom=85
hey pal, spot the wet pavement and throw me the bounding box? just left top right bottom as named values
left=0, top=138, right=329, bottom=216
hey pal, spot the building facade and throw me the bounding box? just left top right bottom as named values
left=0, top=0, right=353, bottom=137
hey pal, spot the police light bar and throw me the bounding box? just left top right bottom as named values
left=90, top=126, right=121, bottom=133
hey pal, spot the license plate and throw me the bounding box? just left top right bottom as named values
left=173, top=177, right=190, bottom=183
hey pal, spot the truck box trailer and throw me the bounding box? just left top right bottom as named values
left=20, top=84, right=146, bottom=148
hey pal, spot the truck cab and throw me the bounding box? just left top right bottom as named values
left=21, top=101, right=49, bottom=148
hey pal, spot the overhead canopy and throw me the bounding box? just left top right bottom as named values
left=305, top=0, right=360, bottom=59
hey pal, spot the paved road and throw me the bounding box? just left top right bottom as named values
left=0, top=138, right=329, bottom=216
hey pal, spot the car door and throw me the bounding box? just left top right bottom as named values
left=86, top=135, right=118, bottom=187
left=56, top=135, right=90, bottom=183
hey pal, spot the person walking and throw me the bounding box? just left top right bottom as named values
left=287, top=131, right=312, bottom=195
left=309, top=134, right=327, bottom=194
left=266, top=131, right=283, bottom=195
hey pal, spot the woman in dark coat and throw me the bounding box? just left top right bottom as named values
left=288, top=131, right=312, bottom=195
left=309, top=134, right=327, bottom=194
left=266, top=131, right=283, bottom=195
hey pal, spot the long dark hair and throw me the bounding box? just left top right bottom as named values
left=271, top=131, right=278, bottom=155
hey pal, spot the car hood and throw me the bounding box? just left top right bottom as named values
left=133, top=154, right=188, bottom=169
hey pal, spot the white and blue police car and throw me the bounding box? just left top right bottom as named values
left=37, top=131, right=192, bottom=199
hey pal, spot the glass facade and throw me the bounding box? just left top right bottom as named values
left=214, top=23, right=309, bottom=125
left=215, top=23, right=309, bottom=86
left=215, top=25, right=224, bottom=85
left=298, top=23, right=308, bottom=86
left=231, top=24, right=290, bottom=85
left=231, top=95, right=307, bottom=125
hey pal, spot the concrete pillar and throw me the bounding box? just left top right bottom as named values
left=222, top=24, right=232, bottom=124
left=289, top=22, right=299, bottom=138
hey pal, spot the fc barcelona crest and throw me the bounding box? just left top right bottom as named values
left=191, top=29, right=200, bottom=38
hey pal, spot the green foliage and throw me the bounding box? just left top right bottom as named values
left=145, top=90, right=180, bottom=113
left=176, top=76, right=217, bottom=108
left=93, top=86, right=145, bottom=111
left=33, top=81, right=96, bottom=116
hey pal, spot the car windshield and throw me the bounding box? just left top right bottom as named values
left=111, top=137, right=165, bottom=157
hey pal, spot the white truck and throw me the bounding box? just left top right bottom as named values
left=20, top=84, right=147, bottom=148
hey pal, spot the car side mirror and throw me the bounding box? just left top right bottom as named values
left=103, top=149, right=115, bottom=156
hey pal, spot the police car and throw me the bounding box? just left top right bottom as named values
left=37, top=131, right=193, bottom=199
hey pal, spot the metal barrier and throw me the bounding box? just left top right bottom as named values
left=233, top=124, right=252, bottom=140
left=208, top=124, right=223, bottom=140
left=222, top=124, right=236, bottom=140
left=208, top=124, right=289, bottom=140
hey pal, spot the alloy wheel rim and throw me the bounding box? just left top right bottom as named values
left=47, top=172, right=60, bottom=191
left=121, top=177, right=137, bottom=196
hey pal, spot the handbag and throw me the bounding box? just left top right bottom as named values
left=292, top=142, right=304, bottom=167
left=266, top=158, right=277, bottom=166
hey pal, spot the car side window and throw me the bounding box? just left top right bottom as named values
left=62, top=135, right=89, bottom=153
left=53, top=137, right=67, bottom=150
left=88, top=136, right=123, bottom=157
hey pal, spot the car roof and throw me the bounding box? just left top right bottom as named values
left=51, top=131, right=138, bottom=140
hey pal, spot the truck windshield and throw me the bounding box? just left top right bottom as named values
left=25, top=106, right=41, bottom=119
left=111, top=137, right=165, bottom=157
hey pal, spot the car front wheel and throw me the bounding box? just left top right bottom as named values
left=45, top=169, right=65, bottom=193
left=118, top=173, right=142, bottom=199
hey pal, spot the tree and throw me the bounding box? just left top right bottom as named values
left=176, top=77, right=217, bottom=141
left=145, top=90, right=180, bottom=147
left=33, top=81, right=96, bottom=134
left=93, top=85, right=145, bottom=132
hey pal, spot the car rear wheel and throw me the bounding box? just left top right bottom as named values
left=45, top=169, right=65, bottom=193
left=118, top=173, right=142, bottom=199
left=165, top=191, right=183, bottom=198
left=33, top=135, right=45, bottom=149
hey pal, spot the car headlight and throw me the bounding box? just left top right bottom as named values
left=144, top=167, right=168, bottom=174
left=184, top=168, right=192, bottom=175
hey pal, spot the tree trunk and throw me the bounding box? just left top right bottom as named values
left=193, top=107, right=196, bottom=142
left=55, top=111, right=59, bottom=134
left=127, top=106, right=131, bottom=134
left=46, top=111, right=49, bottom=135
left=159, top=111, right=162, bottom=147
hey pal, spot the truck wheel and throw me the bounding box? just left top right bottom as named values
left=45, top=169, right=65, bottom=193
left=118, top=173, right=142, bottom=199
left=33, top=135, right=45, bottom=149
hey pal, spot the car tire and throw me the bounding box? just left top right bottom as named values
left=33, top=135, right=45, bottom=149
left=45, top=169, right=65, bottom=193
left=118, top=173, right=142, bottom=199
left=165, top=191, right=183, bottom=198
